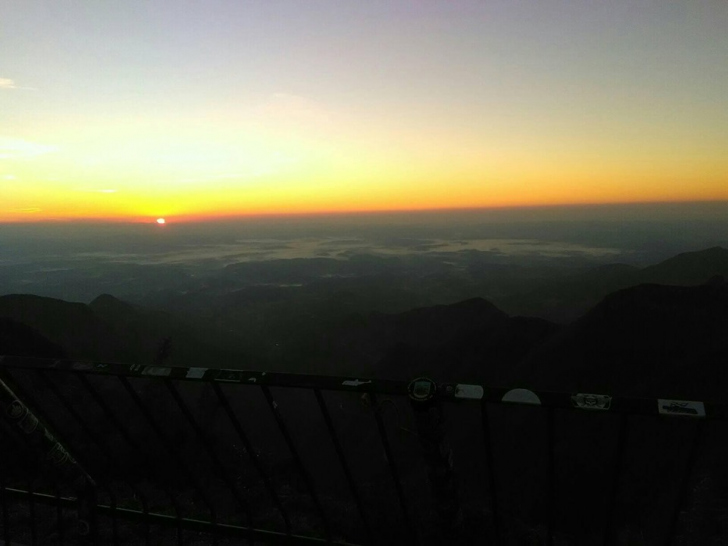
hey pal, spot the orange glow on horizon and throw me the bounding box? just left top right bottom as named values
left=3, top=195, right=727, bottom=225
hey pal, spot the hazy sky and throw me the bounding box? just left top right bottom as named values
left=2, top=1, right=727, bottom=222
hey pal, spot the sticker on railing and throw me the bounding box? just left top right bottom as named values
left=214, top=370, right=246, bottom=382
left=455, top=384, right=484, bottom=400
left=47, top=443, right=71, bottom=466
left=186, top=367, right=207, bottom=379
left=7, top=400, right=39, bottom=434
left=342, top=379, right=372, bottom=387
left=571, top=393, right=612, bottom=410
left=142, top=366, right=172, bottom=377
left=658, top=399, right=706, bottom=417
left=408, top=378, right=436, bottom=402
left=501, top=388, right=541, bottom=405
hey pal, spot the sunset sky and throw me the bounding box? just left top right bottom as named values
left=2, top=0, right=727, bottom=222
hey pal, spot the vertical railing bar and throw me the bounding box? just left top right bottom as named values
left=178, top=513, right=184, bottom=546
left=313, top=389, right=374, bottom=545
left=0, top=463, right=10, bottom=546
left=369, top=393, right=416, bottom=546
left=0, top=415, right=37, bottom=545
left=82, top=483, right=99, bottom=546
left=0, top=370, right=67, bottom=546
left=546, top=407, right=555, bottom=546
left=4, top=425, right=41, bottom=546
left=211, top=383, right=293, bottom=535
left=36, top=370, right=127, bottom=544
left=164, top=379, right=254, bottom=544
left=602, top=413, right=628, bottom=546
left=145, top=502, right=152, bottom=546
left=664, top=420, right=706, bottom=546
left=480, top=399, right=501, bottom=544
left=260, top=385, right=331, bottom=542
left=116, top=378, right=216, bottom=546
left=54, top=482, right=65, bottom=546
left=29, top=475, right=37, bottom=546
left=118, top=375, right=220, bottom=542
left=73, top=372, right=180, bottom=537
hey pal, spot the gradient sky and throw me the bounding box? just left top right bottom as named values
left=2, top=0, right=727, bottom=222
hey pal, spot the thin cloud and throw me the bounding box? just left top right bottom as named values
left=0, top=137, right=58, bottom=159
left=0, top=78, right=36, bottom=91
left=75, top=188, right=118, bottom=193
left=9, top=208, right=42, bottom=213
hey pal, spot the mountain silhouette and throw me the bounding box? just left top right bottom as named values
left=521, top=278, right=728, bottom=399
left=0, top=294, right=137, bottom=362
left=639, top=246, right=728, bottom=285
left=0, top=293, right=253, bottom=367
left=0, top=317, right=67, bottom=359
left=2, top=247, right=726, bottom=399
left=501, top=246, right=728, bottom=322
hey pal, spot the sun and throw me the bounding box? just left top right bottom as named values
left=156, top=218, right=166, bottom=225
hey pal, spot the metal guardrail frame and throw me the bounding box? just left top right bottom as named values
left=0, top=355, right=725, bottom=545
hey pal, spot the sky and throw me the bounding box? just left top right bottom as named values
left=2, top=0, right=727, bottom=222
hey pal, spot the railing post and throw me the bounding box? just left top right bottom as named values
left=0, top=374, right=99, bottom=543
left=408, top=377, right=463, bottom=538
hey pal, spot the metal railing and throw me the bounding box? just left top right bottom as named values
left=0, top=355, right=725, bottom=545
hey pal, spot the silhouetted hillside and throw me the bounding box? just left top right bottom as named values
left=0, top=293, right=253, bottom=368
left=3, top=247, right=727, bottom=395
left=640, top=246, right=728, bottom=285
left=304, top=295, right=559, bottom=382
left=0, top=294, right=136, bottom=362
left=374, top=314, right=559, bottom=383
left=500, top=246, right=728, bottom=322
left=0, top=317, right=67, bottom=359
left=521, top=279, right=728, bottom=399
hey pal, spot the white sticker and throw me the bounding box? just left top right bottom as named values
left=215, top=370, right=245, bottom=382
left=501, top=388, right=541, bottom=405
left=142, top=366, right=172, bottom=377
left=186, top=367, right=207, bottom=379
left=572, top=393, right=612, bottom=410
left=658, top=399, right=706, bottom=417
left=7, top=400, right=25, bottom=419
left=342, top=379, right=372, bottom=387
left=455, top=384, right=484, bottom=400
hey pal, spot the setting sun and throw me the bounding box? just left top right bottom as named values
left=156, top=218, right=166, bottom=225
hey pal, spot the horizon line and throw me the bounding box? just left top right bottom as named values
left=1, top=198, right=727, bottom=225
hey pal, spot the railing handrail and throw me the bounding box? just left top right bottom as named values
left=1, top=355, right=726, bottom=420
left=1, top=354, right=723, bottom=545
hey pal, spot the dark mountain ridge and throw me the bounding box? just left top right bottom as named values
left=520, top=279, right=728, bottom=400
left=0, top=293, right=253, bottom=367
left=1, top=247, right=726, bottom=401
left=500, top=246, right=728, bottom=321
